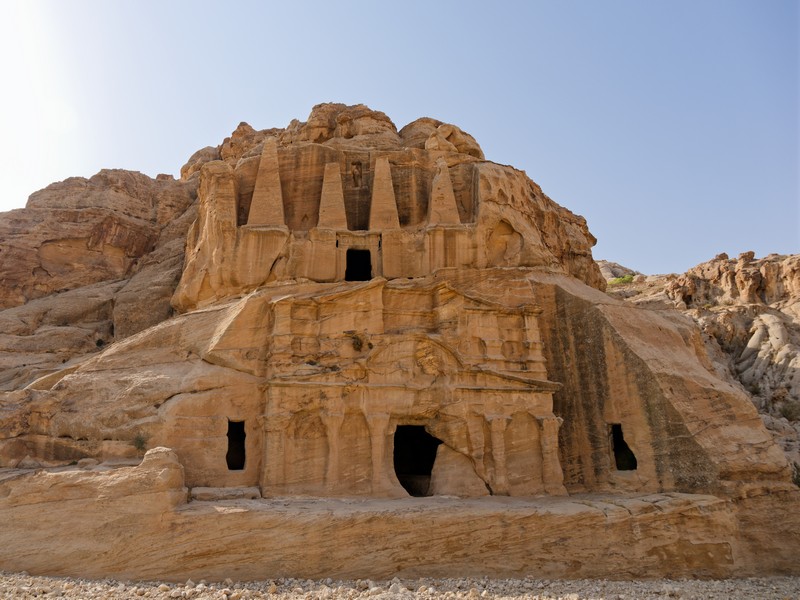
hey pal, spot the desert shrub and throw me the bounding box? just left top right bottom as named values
left=746, top=381, right=762, bottom=396
left=780, top=400, right=800, bottom=421
left=132, top=433, right=148, bottom=453
left=770, top=387, right=789, bottom=404
left=608, top=274, right=635, bottom=286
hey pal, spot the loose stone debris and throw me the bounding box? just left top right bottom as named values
left=0, top=574, right=798, bottom=600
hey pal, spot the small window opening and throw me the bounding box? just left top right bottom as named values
left=610, top=423, right=637, bottom=471
left=226, top=420, right=246, bottom=470
left=345, top=249, right=372, bottom=281
left=393, top=425, right=442, bottom=496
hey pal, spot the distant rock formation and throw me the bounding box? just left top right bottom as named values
left=596, top=259, right=640, bottom=281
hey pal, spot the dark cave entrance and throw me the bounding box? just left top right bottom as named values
left=345, top=249, right=372, bottom=281
left=393, top=425, right=442, bottom=496
left=226, top=420, right=246, bottom=471
left=610, top=423, right=637, bottom=471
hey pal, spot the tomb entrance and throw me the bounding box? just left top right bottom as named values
left=610, top=423, right=637, bottom=471
left=393, top=425, right=443, bottom=496
left=345, top=249, right=372, bottom=281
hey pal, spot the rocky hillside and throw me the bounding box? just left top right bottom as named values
left=0, top=170, right=198, bottom=391
left=603, top=252, right=800, bottom=476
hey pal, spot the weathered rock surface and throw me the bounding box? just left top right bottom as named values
left=603, top=252, right=800, bottom=478
left=0, top=104, right=797, bottom=580
left=596, top=259, right=640, bottom=281
left=0, top=171, right=198, bottom=392
left=0, top=169, right=197, bottom=310
left=0, top=449, right=797, bottom=581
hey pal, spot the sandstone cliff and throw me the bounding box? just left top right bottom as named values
left=0, top=170, right=197, bottom=393
left=603, top=252, right=800, bottom=479
left=0, top=104, right=797, bottom=581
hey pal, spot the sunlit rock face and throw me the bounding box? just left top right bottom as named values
left=172, top=103, right=604, bottom=311
left=603, top=251, right=800, bottom=476
left=0, top=104, right=797, bottom=581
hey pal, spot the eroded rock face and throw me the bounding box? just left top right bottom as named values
left=0, top=104, right=797, bottom=579
left=0, top=170, right=198, bottom=391
left=604, top=252, right=800, bottom=478
left=0, top=170, right=196, bottom=310
left=171, top=103, right=603, bottom=311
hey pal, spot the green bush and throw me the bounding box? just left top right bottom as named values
left=608, top=274, right=635, bottom=286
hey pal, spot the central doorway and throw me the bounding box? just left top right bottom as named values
left=393, top=425, right=442, bottom=496
left=345, top=248, right=372, bottom=281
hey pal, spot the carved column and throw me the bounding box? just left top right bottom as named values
left=488, top=416, right=510, bottom=495
left=260, top=413, right=291, bottom=495
left=366, top=413, right=393, bottom=495
left=465, top=411, right=489, bottom=482
left=539, top=416, right=567, bottom=495
left=320, top=412, right=345, bottom=493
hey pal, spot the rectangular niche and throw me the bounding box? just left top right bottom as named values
left=226, top=420, right=246, bottom=471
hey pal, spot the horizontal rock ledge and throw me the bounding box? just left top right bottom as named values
left=2, top=465, right=797, bottom=581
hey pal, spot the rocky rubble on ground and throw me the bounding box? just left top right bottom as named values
left=0, top=574, right=798, bottom=600
left=601, top=252, right=800, bottom=478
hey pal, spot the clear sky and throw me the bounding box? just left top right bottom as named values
left=0, top=0, right=796, bottom=274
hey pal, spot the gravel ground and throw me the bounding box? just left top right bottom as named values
left=0, top=574, right=798, bottom=600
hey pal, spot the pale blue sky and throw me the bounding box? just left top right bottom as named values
left=0, top=0, right=796, bottom=274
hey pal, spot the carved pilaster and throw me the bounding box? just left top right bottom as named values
left=366, top=413, right=393, bottom=494
left=260, top=413, right=291, bottom=494
left=539, top=416, right=567, bottom=495
left=320, top=412, right=345, bottom=491
left=489, top=416, right=510, bottom=495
